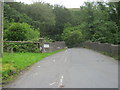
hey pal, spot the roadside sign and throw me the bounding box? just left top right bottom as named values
left=44, top=44, right=49, bottom=48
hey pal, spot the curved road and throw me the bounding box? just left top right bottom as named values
left=5, top=48, right=118, bottom=88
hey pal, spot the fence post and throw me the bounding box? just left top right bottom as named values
left=0, top=1, right=3, bottom=58
left=39, top=38, right=44, bottom=53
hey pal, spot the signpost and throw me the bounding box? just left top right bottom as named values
left=44, top=44, right=49, bottom=48
left=39, top=38, right=44, bottom=53
left=0, top=1, right=3, bottom=88
left=0, top=1, right=3, bottom=58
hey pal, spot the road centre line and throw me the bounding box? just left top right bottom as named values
left=53, top=59, right=56, bottom=62
left=49, top=82, right=57, bottom=86
left=58, top=75, right=64, bottom=87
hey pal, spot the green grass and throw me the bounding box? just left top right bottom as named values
left=2, top=49, right=65, bottom=84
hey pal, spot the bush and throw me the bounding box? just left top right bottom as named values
left=4, top=43, right=40, bottom=53
left=4, top=22, right=40, bottom=41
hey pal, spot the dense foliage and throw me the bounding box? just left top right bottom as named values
left=4, top=43, right=40, bottom=53
left=62, top=26, right=84, bottom=47
left=4, top=23, right=40, bottom=41
left=64, top=2, right=120, bottom=46
left=52, top=5, right=73, bottom=40
left=4, top=1, right=120, bottom=48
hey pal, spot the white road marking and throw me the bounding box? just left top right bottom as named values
left=37, top=66, right=40, bottom=67
left=49, top=82, right=57, bottom=86
left=58, top=75, right=64, bottom=87
left=53, top=59, right=56, bottom=62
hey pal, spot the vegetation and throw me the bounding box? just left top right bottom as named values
left=67, top=2, right=119, bottom=45
left=4, top=43, right=40, bottom=53
left=2, top=1, right=120, bottom=85
left=62, top=26, right=84, bottom=47
left=4, top=22, right=40, bottom=41
left=4, top=2, right=120, bottom=47
left=2, top=49, right=65, bottom=84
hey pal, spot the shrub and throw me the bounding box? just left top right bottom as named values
left=5, top=22, right=40, bottom=41
left=4, top=43, right=40, bottom=53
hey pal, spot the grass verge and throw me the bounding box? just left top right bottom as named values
left=2, top=49, right=65, bottom=84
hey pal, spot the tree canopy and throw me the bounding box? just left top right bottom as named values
left=4, top=1, right=120, bottom=46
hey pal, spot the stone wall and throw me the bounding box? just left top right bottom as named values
left=84, top=42, right=120, bottom=57
left=43, top=41, right=66, bottom=52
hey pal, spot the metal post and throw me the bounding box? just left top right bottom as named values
left=0, top=0, right=3, bottom=88
left=0, top=1, right=3, bottom=58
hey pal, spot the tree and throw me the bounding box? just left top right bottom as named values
left=4, top=3, right=32, bottom=24
left=62, top=26, right=84, bottom=47
left=91, top=2, right=119, bottom=44
left=4, top=1, right=120, bottom=45
left=53, top=5, right=73, bottom=40
left=5, top=2, right=25, bottom=13
left=91, top=21, right=118, bottom=44
left=70, top=2, right=119, bottom=44
left=107, top=2, right=120, bottom=27
left=23, top=2, right=55, bottom=37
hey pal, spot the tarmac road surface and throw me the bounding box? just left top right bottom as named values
left=5, top=48, right=118, bottom=88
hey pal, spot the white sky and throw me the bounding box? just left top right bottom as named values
left=16, top=0, right=88, bottom=8
left=15, top=0, right=119, bottom=8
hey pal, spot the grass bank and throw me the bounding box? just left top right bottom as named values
left=2, top=49, right=65, bottom=84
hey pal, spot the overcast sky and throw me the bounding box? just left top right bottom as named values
left=15, top=0, right=90, bottom=8
left=15, top=0, right=119, bottom=8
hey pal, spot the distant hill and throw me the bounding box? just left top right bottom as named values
left=67, top=8, right=80, bottom=11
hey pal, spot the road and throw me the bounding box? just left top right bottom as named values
left=5, top=48, right=118, bottom=88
